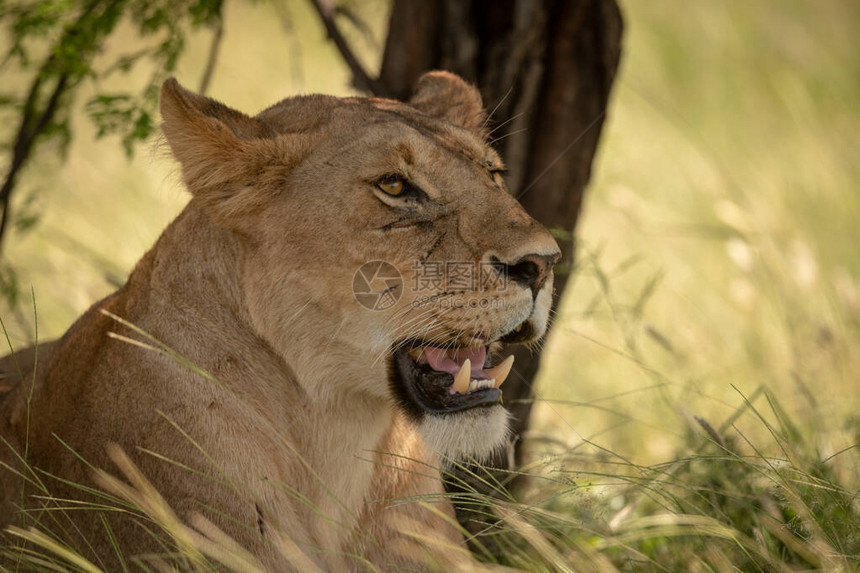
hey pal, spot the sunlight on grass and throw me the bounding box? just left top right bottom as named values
left=537, top=0, right=860, bottom=466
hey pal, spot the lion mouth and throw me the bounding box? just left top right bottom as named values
left=389, top=342, right=515, bottom=416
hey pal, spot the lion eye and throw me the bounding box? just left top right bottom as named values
left=378, top=178, right=405, bottom=196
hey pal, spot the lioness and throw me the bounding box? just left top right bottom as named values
left=0, top=72, right=559, bottom=571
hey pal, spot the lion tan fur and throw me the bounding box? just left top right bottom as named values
left=0, top=72, right=559, bottom=571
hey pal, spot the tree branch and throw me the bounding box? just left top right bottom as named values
left=306, top=0, right=387, bottom=97
left=0, top=73, right=69, bottom=255
left=198, top=16, right=224, bottom=95
left=0, top=0, right=112, bottom=255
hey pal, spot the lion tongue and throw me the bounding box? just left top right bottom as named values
left=424, top=346, right=487, bottom=378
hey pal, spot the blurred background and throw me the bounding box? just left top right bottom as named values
left=1, top=0, right=858, bottom=503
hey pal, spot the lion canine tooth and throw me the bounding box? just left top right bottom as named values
left=486, top=355, right=514, bottom=388
left=451, top=358, right=471, bottom=394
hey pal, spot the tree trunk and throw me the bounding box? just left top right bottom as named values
left=378, top=0, right=623, bottom=539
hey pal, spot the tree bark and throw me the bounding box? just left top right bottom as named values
left=378, top=0, right=623, bottom=539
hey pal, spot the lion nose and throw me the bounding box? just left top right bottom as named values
left=503, top=252, right=560, bottom=294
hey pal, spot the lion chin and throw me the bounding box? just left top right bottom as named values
left=417, top=406, right=511, bottom=462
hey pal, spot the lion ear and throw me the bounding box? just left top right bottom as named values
left=160, top=78, right=305, bottom=227
left=161, top=78, right=271, bottom=143
left=408, top=71, right=486, bottom=133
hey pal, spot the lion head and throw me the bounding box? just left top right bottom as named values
left=160, top=72, right=560, bottom=461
